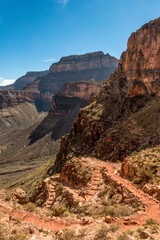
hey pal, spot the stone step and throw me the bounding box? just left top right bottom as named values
left=91, top=188, right=97, bottom=191
left=91, top=184, right=99, bottom=187
left=49, top=190, right=55, bottom=193
left=49, top=194, right=55, bottom=197
left=93, top=171, right=101, bottom=173
left=92, top=175, right=101, bottom=178
left=88, top=191, right=95, bottom=194
left=92, top=178, right=100, bottom=181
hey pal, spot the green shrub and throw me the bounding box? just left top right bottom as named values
left=55, top=183, right=64, bottom=194
left=0, top=226, right=6, bottom=240
left=98, top=186, right=110, bottom=198
left=145, top=218, right=158, bottom=226
left=109, top=223, right=120, bottom=232
left=24, top=202, right=36, bottom=212
left=51, top=206, right=66, bottom=216
left=118, top=232, right=129, bottom=240
left=94, top=225, right=109, bottom=240
left=10, top=232, right=28, bottom=240
left=104, top=205, right=133, bottom=217
left=62, top=229, right=76, bottom=240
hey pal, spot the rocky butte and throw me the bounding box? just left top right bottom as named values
left=25, top=51, right=118, bottom=94
left=55, top=17, right=160, bottom=171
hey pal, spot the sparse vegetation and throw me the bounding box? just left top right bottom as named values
left=118, top=232, right=129, bottom=240
left=23, top=202, right=37, bottom=213
left=60, top=229, right=76, bottom=240
left=126, top=145, right=160, bottom=186
left=0, top=226, right=6, bottom=240
left=10, top=232, right=28, bottom=240
left=94, top=225, right=109, bottom=240
left=109, top=223, right=120, bottom=232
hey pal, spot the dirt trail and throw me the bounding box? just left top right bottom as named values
left=0, top=205, right=86, bottom=232
left=84, top=157, right=160, bottom=227
left=0, top=157, right=159, bottom=232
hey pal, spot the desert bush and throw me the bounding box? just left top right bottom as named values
left=4, top=190, right=13, bottom=201
left=94, top=225, right=109, bottom=240
left=98, top=186, right=110, bottom=198
left=55, top=183, right=64, bottom=194
left=145, top=218, right=158, bottom=226
left=51, top=206, right=66, bottom=216
left=104, top=205, right=133, bottom=217
left=109, top=223, right=120, bottom=232
left=0, top=226, right=6, bottom=240
left=118, top=232, right=129, bottom=240
left=23, top=202, right=36, bottom=212
left=61, top=229, right=76, bottom=240
left=10, top=232, right=28, bottom=240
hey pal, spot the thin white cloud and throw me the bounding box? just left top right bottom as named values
left=58, top=0, right=69, bottom=6
left=43, top=58, right=55, bottom=62
left=0, top=77, right=15, bottom=86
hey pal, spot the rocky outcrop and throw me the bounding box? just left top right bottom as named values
left=55, top=17, right=160, bottom=171
left=29, top=81, right=102, bottom=144
left=0, top=90, right=52, bottom=112
left=25, top=52, right=118, bottom=94
left=120, top=160, right=137, bottom=181
left=0, top=90, right=24, bottom=109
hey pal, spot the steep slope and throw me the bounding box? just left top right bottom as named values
left=0, top=119, right=60, bottom=189
left=55, top=17, right=160, bottom=171
left=0, top=90, right=52, bottom=134
left=24, top=52, right=118, bottom=94
left=29, top=81, right=102, bottom=144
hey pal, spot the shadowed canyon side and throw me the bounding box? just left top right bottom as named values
left=24, top=52, right=118, bottom=94
left=29, top=81, right=102, bottom=144
left=55, top=17, right=160, bottom=171
left=0, top=90, right=52, bottom=134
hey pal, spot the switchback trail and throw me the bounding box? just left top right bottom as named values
left=0, top=157, right=159, bottom=232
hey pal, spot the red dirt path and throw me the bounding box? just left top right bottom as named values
left=0, top=158, right=159, bottom=232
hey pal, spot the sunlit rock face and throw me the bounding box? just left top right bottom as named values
left=26, top=52, right=118, bottom=95
left=50, top=51, right=118, bottom=73
left=54, top=18, right=160, bottom=172
left=120, top=18, right=160, bottom=96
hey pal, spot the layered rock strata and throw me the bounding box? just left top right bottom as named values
left=24, top=52, right=118, bottom=94
left=55, top=17, right=160, bottom=171
left=29, top=81, right=102, bottom=144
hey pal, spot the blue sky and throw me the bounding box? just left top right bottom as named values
left=0, top=0, right=160, bottom=85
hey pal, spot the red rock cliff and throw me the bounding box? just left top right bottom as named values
left=54, top=17, right=160, bottom=172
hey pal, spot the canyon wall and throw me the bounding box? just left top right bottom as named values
left=55, top=17, right=160, bottom=171
left=29, top=81, right=102, bottom=144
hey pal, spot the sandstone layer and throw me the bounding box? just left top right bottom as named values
left=55, top=17, right=160, bottom=171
